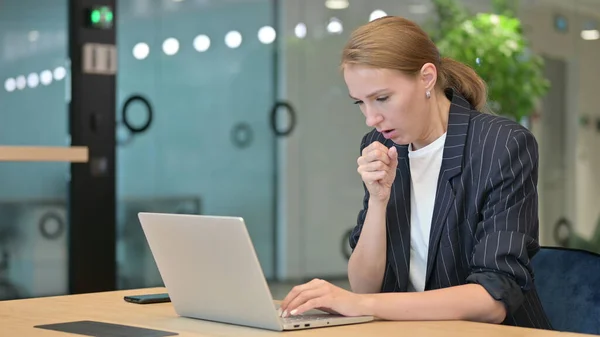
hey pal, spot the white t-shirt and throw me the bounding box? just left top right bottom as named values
left=407, top=132, right=446, bottom=292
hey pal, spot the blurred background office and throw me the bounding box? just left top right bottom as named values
left=0, top=0, right=599, bottom=301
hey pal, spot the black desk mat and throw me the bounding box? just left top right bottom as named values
left=34, top=320, right=178, bottom=337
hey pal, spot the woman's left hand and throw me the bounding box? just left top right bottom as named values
left=279, top=279, right=369, bottom=318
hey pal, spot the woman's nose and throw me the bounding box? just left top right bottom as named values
left=365, top=111, right=383, bottom=128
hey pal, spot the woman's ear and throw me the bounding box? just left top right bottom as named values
left=420, top=63, right=437, bottom=91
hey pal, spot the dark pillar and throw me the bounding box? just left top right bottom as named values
left=68, top=0, right=117, bottom=294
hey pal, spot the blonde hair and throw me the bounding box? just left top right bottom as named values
left=341, top=16, right=487, bottom=111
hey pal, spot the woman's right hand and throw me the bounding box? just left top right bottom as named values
left=357, top=141, right=398, bottom=203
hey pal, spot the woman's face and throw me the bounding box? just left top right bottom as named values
left=343, top=63, right=432, bottom=145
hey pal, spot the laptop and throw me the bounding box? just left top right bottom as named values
left=137, top=212, right=374, bottom=331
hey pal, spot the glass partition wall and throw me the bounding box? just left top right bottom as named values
left=115, top=0, right=279, bottom=288
left=0, top=0, right=70, bottom=300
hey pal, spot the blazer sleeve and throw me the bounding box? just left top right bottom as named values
left=465, top=129, right=541, bottom=314
left=348, top=133, right=398, bottom=293
left=348, top=133, right=370, bottom=251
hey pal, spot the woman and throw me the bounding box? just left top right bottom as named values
left=279, top=16, right=552, bottom=329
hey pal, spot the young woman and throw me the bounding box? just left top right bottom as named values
left=279, top=16, right=552, bottom=330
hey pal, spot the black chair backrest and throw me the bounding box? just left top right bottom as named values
left=531, top=247, right=600, bottom=335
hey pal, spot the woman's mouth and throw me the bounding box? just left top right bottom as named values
left=381, top=129, right=397, bottom=139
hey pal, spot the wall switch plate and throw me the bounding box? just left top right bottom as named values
left=82, top=43, right=117, bottom=75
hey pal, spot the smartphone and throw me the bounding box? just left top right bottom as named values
left=123, top=293, right=170, bottom=304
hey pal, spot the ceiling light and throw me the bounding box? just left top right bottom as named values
left=133, top=42, right=150, bottom=59
left=295, top=23, right=307, bottom=39
left=193, top=35, right=211, bottom=52
left=325, top=0, right=349, bottom=10
left=15, top=76, right=26, bottom=90
left=40, top=70, right=53, bottom=85
left=4, top=78, right=16, bottom=92
left=27, top=73, right=39, bottom=88
left=53, top=67, right=67, bottom=81
left=225, top=31, right=242, bottom=49
left=162, top=38, right=179, bottom=56
left=581, top=29, right=599, bottom=40
left=258, top=26, right=276, bottom=44
left=327, top=18, right=343, bottom=34
left=370, top=10, right=387, bottom=22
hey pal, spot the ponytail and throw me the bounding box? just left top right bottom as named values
left=438, top=57, right=488, bottom=112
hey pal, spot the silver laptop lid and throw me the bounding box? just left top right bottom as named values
left=138, top=212, right=283, bottom=331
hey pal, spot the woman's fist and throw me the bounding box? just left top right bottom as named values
left=357, top=142, right=398, bottom=203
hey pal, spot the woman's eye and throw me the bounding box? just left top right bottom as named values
left=353, top=100, right=363, bottom=105
left=376, top=96, right=389, bottom=102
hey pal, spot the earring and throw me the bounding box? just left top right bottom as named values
left=426, top=90, right=431, bottom=99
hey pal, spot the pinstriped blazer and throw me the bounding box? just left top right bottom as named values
left=349, top=88, right=552, bottom=330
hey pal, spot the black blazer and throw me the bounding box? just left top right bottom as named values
left=349, top=89, right=552, bottom=329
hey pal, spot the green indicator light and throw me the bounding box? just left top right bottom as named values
left=87, top=6, right=114, bottom=29
left=91, top=10, right=101, bottom=23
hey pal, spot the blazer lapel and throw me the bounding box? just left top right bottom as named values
left=388, top=142, right=411, bottom=292
left=424, top=89, right=472, bottom=287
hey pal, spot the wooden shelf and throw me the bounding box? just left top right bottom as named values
left=0, top=146, right=89, bottom=162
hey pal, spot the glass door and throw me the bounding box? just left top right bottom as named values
left=115, top=0, right=278, bottom=289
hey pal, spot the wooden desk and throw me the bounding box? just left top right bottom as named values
left=0, top=287, right=589, bottom=336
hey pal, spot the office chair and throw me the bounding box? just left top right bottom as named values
left=531, top=246, right=600, bottom=335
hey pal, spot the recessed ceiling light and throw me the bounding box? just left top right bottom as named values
left=370, top=10, right=387, bottom=22
left=133, top=42, right=150, bottom=59
left=15, top=75, right=26, bottom=90
left=258, top=26, right=276, bottom=44
left=295, top=23, right=307, bottom=39
left=27, top=73, right=39, bottom=88
left=4, top=78, right=16, bottom=92
left=40, top=70, right=53, bottom=85
left=162, top=38, right=180, bottom=56
left=581, top=29, right=599, bottom=40
left=325, top=0, right=349, bottom=10
left=193, top=35, right=211, bottom=52
left=327, top=18, right=343, bottom=34
left=225, top=31, right=243, bottom=49
left=54, top=67, right=67, bottom=81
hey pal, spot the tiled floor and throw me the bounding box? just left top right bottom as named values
left=267, top=279, right=351, bottom=300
